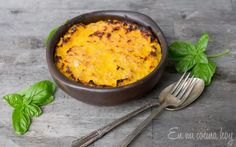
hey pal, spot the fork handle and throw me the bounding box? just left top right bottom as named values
left=117, top=102, right=167, bottom=147
left=71, top=100, right=159, bottom=147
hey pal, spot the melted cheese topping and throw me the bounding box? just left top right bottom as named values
left=54, top=20, right=162, bottom=87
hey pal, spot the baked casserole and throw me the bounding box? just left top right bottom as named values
left=54, top=20, right=162, bottom=87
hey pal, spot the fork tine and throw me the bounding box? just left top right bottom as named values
left=172, top=72, right=191, bottom=97
left=170, top=72, right=187, bottom=94
left=176, top=75, right=195, bottom=99
left=179, top=78, right=198, bottom=101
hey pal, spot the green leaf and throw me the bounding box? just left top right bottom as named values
left=176, top=55, right=196, bottom=72
left=23, top=95, right=32, bottom=105
left=38, top=96, right=55, bottom=106
left=195, top=33, right=209, bottom=51
left=168, top=33, right=222, bottom=86
left=12, top=108, right=31, bottom=135
left=18, top=80, right=56, bottom=106
left=169, top=41, right=197, bottom=61
left=4, top=80, right=56, bottom=135
left=192, top=61, right=216, bottom=85
left=195, top=52, right=208, bottom=63
left=24, top=103, right=42, bottom=117
left=209, top=61, right=216, bottom=73
left=45, top=27, right=58, bottom=46
left=3, top=94, right=23, bottom=108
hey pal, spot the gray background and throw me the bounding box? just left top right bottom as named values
left=0, top=0, right=236, bottom=147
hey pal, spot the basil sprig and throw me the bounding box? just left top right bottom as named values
left=169, top=33, right=229, bottom=85
left=3, top=80, right=56, bottom=135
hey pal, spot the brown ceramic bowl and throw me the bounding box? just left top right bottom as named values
left=46, top=10, right=167, bottom=106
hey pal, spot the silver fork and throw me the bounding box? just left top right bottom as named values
left=118, top=73, right=199, bottom=147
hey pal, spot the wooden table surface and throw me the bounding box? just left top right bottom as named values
left=0, top=0, right=236, bottom=147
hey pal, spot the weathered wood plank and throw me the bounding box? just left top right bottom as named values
left=0, top=0, right=236, bottom=147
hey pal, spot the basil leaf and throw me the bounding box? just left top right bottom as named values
left=169, top=41, right=196, bottom=61
left=19, top=80, right=56, bottom=105
left=208, top=61, right=216, bottom=73
left=45, top=27, right=58, bottom=46
left=192, top=61, right=216, bottom=85
left=3, top=94, right=23, bottom=108
left=169, top=33, right=228, bottom=86
left=4, top=80, right=56, bottom=135
left=38, top=96, right=54, bottom=106
left=24, top=103, right=42, bottom=117
left=23, top=95, right=32, bottom=105
left=195, top=33, right=209, bottom=51
left=176, top=55, right=196, bottom=72
left=12, top=108, right=31, bottom=135
left=195, top=52, right=208, bottom=63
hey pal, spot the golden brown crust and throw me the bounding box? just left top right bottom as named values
left=54, top=20, right=162, bottom=87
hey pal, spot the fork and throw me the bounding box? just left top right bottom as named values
left=117, top=72, right=198, bottom=147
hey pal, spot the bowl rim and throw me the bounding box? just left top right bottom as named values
left=46, top=10, right=167, bottom=92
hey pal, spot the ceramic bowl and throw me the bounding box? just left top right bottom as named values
left=46, top=10, right=167, bottom=106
